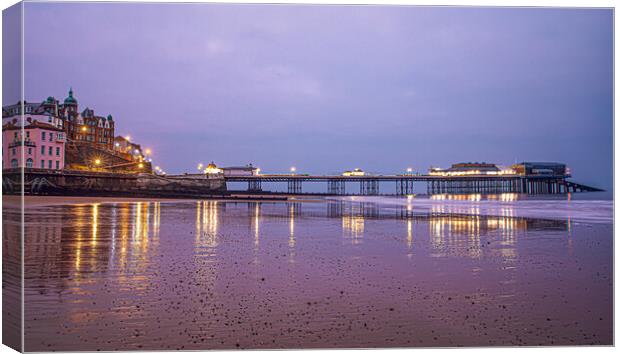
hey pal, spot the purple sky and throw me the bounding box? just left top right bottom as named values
left=9, top=4, right=614, bottom=190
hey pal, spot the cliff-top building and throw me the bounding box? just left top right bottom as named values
left=3, top=88, right=115, bottom=150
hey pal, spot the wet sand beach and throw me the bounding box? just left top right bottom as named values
left=7, top=195, right=612, bottom=350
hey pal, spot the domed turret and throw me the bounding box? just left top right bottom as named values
left=64, top=88, right=77, bottom=105
left=107, top=114, right=113, bottom=121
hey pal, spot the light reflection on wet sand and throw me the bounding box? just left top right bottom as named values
left=13, top=198, right=612, bottom=350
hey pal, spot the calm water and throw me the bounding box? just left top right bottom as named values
left=7, top=194, right=613, bottom=350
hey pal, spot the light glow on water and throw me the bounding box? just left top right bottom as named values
left=332, top=194, right=612, bottom=224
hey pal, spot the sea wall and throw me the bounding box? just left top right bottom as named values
left=2, top=168, right=226, bottom=198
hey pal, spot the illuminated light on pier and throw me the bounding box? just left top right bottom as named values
left=342, top=168, right=365, bottom=177
left=203, top=162, right=222, bottom=175
left=429, top=169, right=518, bottom=177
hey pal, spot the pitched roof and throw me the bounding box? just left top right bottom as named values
left=27, top=120, right=63, bottom=131
left=3, top=121, right=63, bottom=132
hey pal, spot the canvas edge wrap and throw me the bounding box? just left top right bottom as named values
left=2, top=1, right=25, bottom=352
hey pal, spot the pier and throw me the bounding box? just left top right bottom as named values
left=2, top=166, right=603, bottom=198
left=224, top=173, right=601, bottom=196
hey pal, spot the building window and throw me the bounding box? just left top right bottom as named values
left=56, top=147, right=60, bottom=156
left=40, top=160, right=45, bottom=168
left=12, top=148, right=16, bottom=156
left=28, top=148, right=32, bottom=155
left=49, top=133, right=53, bottom=142
left=42, top=131, right=46, bottom=140
left=26, top=132, right=30, bottom=139
left=48, top=160, right=52, bottom=169
left=48, top=116, right=52, bottom=123
left=55, top=160, right=60, bottom=169
left=11, top=159, right=18, bottom=168
left=13, top=132, right=17, bottom=139
left=26, top=158, right=33, bottom=168
left=58, top=133, right=63, bottom=140
left=49, top=146, right=52, bottom=155
left=41, top=145, right=45, bottom=155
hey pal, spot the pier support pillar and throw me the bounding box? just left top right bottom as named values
left=396, top=179, right=414, bottom=195
left=248, top=180, right=262, bottom=192
left=287, top=179, right=302, bottom=194
left=360, top=179, right=379, bottom=195
left=328, top=180, right=345, bottom=195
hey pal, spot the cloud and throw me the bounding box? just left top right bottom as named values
left=246, top=64, right=323, bottom=99
left=205, top=38, right=233, bottom=56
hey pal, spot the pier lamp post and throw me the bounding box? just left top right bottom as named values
left=81, top=126, right=87, bottom=132
left=145, top=148, right=152, bottom=156
left=290, top=166, right=296, bottom=175
left=406, top=167, right=413, bottom=175
left=125, top=135, right=131, bottom=141
left=138, top=163, right=144, bottom=169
